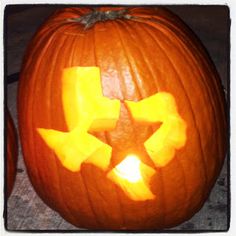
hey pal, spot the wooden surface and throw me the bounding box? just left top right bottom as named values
left=5, top=5, right=229, bottom=231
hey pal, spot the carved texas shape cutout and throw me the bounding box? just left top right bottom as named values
left=38, top=67, right=120, bottom=171
left=37, top=67, right=187, bottom=201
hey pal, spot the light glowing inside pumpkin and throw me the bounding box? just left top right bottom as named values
left=37, top=66, right=187, bottom=201
left=107, top=155, right=156, bottom=201
left=113, top=154, right=142, bottom=183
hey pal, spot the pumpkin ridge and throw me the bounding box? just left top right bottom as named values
left=158, top=169, right=166, bottom=227
left=80, top=168, right=103, bottom=227
left=158, top=40, right=209, bottom=202
left=183, top=40, right=227, bottom=169
left=174, top=155, right=189, bottom=221
left=93, top=20, right=125, bottom=100
left=73, top=33, right=103, bottom=228
left=148, top=16, right=223, bottom=172
left=91, top=26, right=113, bottom=222
left=150, top=17, right=219, bottom=177
left=51, top=36, right=89, bottom=224
left=123, top=20, right=162, bottom=93
left=26, top=28, right=63, bottom=204
left=145, top=15, right=225, bottom=185
left=92, top=25, right=119, bottom=225
left=93, top=21, right=126, bottom=221
left=94, top=46, right=125, bottom=229
left=91, top=27, right=124, bottom=226
left=39, top=34, right=76, bottom=219
left=141, top=22, right=208, bottom=204
left=178, top=45, right=222, bottom=180
left=141, top=12, right=226, bottom=170
left=113, top=20, right=143, bottom=100
left=108, top=21, right=129, bottom=100
left=70, top=35, right=81, bottom=67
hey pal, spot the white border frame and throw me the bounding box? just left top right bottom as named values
left=1, top=1, right=235, bottom=235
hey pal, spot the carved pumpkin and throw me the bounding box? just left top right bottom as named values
left=6, top=110, right=18, bottom=198
left=18, top=7, right=227, bottom=230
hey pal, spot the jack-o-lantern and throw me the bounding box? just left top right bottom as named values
left=18, top=7, right=227, bottom=230
left=6, top=110, right=18, bottom=198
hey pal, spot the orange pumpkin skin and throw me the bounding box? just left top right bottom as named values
left=18, top=7, right=227, bottom=230
left=7, top=110, right=18, bottom=198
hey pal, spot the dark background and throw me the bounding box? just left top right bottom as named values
left=5, top=5, right=230, bottom=231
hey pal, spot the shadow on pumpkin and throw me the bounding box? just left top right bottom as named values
left=47, top=156, right=192, bottom=230
left=57, top=161, right=160, bottom=229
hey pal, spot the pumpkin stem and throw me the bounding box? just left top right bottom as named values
left=67, top=8, right=134, bottom=29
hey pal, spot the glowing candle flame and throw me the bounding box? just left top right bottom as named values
left=114, top=155, right=142, bottom=183
left=107, top=154, right=156, bottom=201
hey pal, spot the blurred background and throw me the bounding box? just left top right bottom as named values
left=5, top=5, right=230, bottom=231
